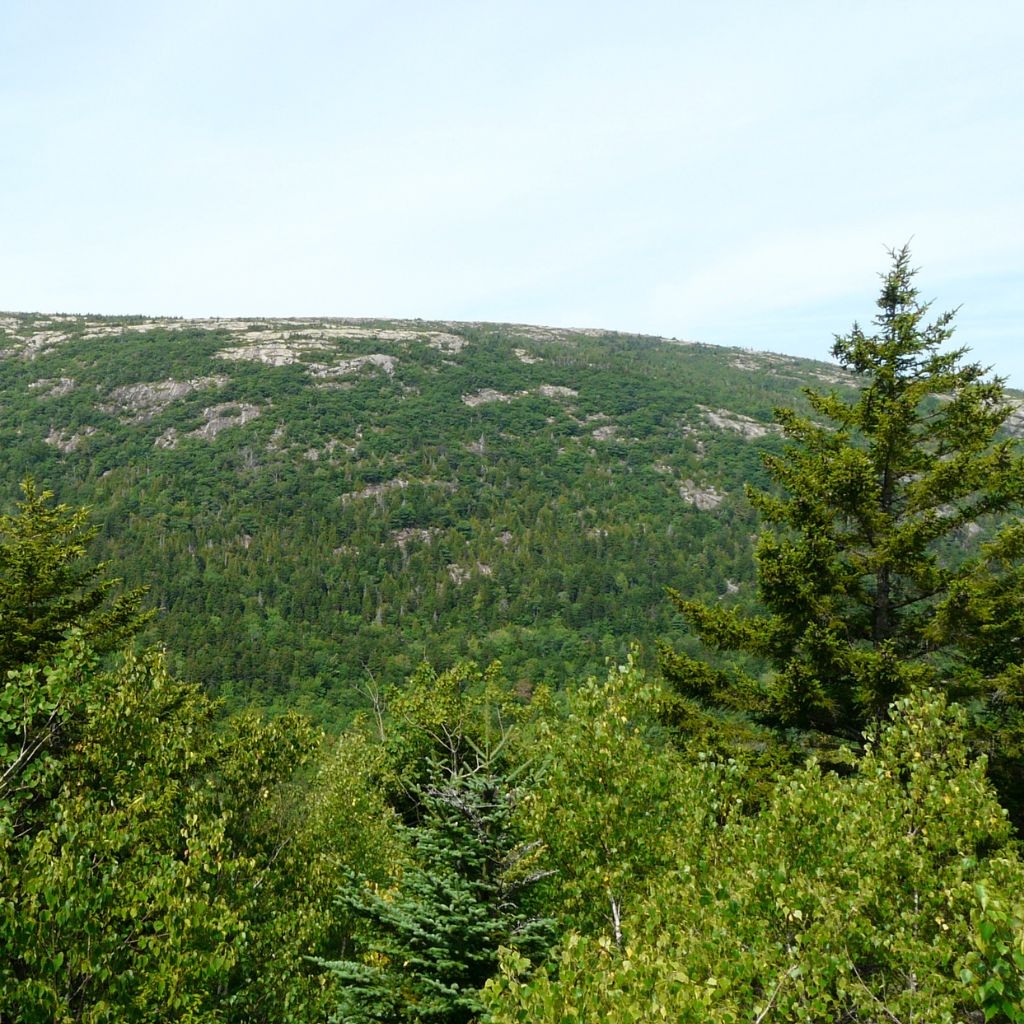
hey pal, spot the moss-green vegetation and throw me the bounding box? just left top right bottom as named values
left=4, top=637, right=1022, bottom=1021
left=0, top=312, right=840, bottom=724
left=3, top=255, right=1024, bottom=1020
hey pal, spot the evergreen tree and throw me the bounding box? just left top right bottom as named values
left=0, top=480, right=149, bottom=676
left=660, top=248, right=1024, bottom=797
left=323, top=759, right=552, bottom=1024
left=1, top=484, right=150, bottom=843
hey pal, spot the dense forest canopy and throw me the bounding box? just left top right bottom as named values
left=0, top=310, right=859, bottom=723
left=3, top=252, right=1024, bottom=1021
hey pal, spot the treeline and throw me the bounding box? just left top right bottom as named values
left=3, top=605, right=1022, bottom=1020
left=0, top=308, right=815, bottom=724
left=4, top=251, right=1024, bottom=1021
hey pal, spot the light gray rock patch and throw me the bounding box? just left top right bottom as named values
left=462, top=388, right=515, bottom=407
left=30, top=377, right=76, bottom=398
left=679, top=479, right=725, bottom=511
left=190, top=403, right=262, bottom=440
left=342, top=478, right=409, bottom=504
left=699, top=405, right=779, bottom=439
left=103, top=376, right=227, bottom=421
left=45, top=426, right=96, bottom=452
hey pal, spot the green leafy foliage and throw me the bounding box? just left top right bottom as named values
left=2, top=646, right=239, bottom=1021
left=486, top=691, right=1024, bottom=1023
left=0, top=637, right=101, bottom=844
left=961, top=884, right=1024, bottom=1022
left=0, top=642, right=377, bottom=1023
left=517, top=656, right=740, bottom=938
left=369, top=659, right=542, bottom=819
left=0, top=479, right=148, bottom=676
left=315, top=657, right=553, bottom=1023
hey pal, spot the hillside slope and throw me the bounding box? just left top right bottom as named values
left=1, top=312, right=857, bottom=722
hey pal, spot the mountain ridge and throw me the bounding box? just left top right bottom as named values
left=0, top=310, right=935, bottom=723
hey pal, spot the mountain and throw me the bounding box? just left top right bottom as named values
left=0, top=311, right=858, bottom=723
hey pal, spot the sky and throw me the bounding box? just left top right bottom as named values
left=2, top=0, right=1022, bottom=381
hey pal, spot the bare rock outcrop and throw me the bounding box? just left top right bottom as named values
left=679, top=479, right=725, bottom=511
left=46, top=426, right=96, bottom=452
left=186, top=403, right=262, bottom=441
left=29, top=377, right=76, bottom=398
left=699, top=405, right=779, bottom=439
left=103, top=376, right=227, bottom=421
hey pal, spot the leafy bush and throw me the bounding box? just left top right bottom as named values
left=487, top=690, right=1024, bottom=1022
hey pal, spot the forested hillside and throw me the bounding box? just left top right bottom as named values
left=4, top=253, right=1024, bottom=1021
left=0, top=312, right=861, bottom=721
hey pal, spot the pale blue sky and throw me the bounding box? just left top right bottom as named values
left=2, top=1, right=1022, bottom=381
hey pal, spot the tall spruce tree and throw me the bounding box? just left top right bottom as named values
left=0, top=480, right=148, bottom=676
left=323, top=760, right=552, bottom=1024
left=660, top=247, right=1024, bottom=800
